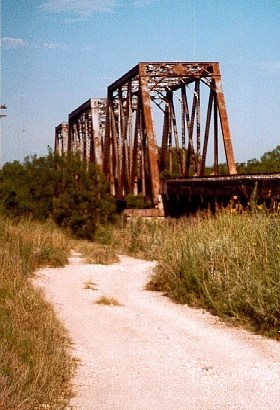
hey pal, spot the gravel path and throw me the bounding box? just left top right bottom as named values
left=34, top=252, right=280, bottom=410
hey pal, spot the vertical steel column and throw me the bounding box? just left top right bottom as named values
left=91, top=100, right=103, bottom=167
left=200, top=89, right=214, bottom=176
left=139, top=64, right=160, bottom=205
left=130, top=99, right=141, bottom=194
left=160, top=101, right=170, bottom=172
left=212, top=63, right=237, bottom=175
left=213, top=94, right=219, bottom=174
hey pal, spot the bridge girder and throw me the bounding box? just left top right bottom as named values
left=66, top=98, right=106, bottom=165
left=103, top=62, right=237, bottom=206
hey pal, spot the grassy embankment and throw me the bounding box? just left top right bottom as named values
left=0, top=216, right=73, bottom=410
left=107, top=211, right=280, bottom=338
left=1, top=210, right=279, bottom=409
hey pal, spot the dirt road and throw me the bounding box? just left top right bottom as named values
left=34, top=252, right=280, bottom=410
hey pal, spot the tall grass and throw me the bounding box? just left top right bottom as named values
left=106, top=212, right=280, bottom=338
left=0, top=216, right=73, bottom=410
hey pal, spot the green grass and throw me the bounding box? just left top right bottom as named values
left=106, top=211, right=280, bottom=338
left=0, top=216, right=73, bottom=410
left=1, top=208, right=279, bottom=410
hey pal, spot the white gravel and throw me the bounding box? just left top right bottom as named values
left=34, top=252, right=280, bottom=410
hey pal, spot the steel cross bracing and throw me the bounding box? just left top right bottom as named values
left=102, top=62, right=237, bottom=206
left=54, top=122, right=68, bottom=156
left=67, top=98, right=106, bottom=165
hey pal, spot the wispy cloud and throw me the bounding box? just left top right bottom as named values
left=42, top=42, right=69, bottom=49
left=1, top=36, right=69, bottom=50
left=40, top=0, right=157, bottom=19
left=40, top=0, right=118, bottom=17
left=1, top=37, right=32, bottom=49
left=131, top=0, right=155, bottom=6
left=255, top=61, right=280, bottom=74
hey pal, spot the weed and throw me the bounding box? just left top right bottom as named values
left=84, top=281, right=98, bottom=291
left=107, top=211, right=280, bottom=339
left=95, top=296, right=123, bottom=306
left=72, top=239, right=119, bottom=265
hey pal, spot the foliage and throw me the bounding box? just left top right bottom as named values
left=0, top=152, right=117, bottom=239
left=237, top=145, right=280, bottom=173
left=125, top=194, right=152, bottom=209
left=207, top=145, right=280, bottom=175
left=94, top=296, right=123, bottom=306
left=108, top=212, right=280, bottom=338
left=203, top=145, right=280, bottom=175
left=0, top=216, right=73, bottom=410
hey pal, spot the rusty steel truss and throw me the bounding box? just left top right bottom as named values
left=102, top=62, right=237, bottom=205
left=54, top=122, right=68, bottom=156
left=54, top=98, right=107, bottom=166
left=54, top=62, right=239, bottom=207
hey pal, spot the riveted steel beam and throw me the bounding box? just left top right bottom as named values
left=103, top=62, right=237, bottom=205
left=68, top=98, right=106, bottom=166
left=54, top=122, right=68, bottom=156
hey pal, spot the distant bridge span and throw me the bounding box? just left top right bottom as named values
left=55, top=62, right=280, bottom=215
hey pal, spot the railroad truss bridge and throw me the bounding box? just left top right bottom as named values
left=55, top=62, right=280, bottom=216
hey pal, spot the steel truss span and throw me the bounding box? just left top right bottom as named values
left=103, top=62, right=236, bottom=206
left=55, top=98, right=106, bottom=165
left=55, top=62, right=280, bottom=213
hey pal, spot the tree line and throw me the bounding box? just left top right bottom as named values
left=0, top=145, right=279, bottom=238
left=0, top=152, right=116, bottom=239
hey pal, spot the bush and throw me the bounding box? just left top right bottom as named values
left=0, top=152, right=117, bottom=239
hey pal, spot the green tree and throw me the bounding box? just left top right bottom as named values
left=236, top=145, right=280, bottom=174
left=0, top=152, right=117, bottom=239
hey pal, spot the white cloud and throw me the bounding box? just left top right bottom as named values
left=1, top=37, right=32, bottom=49
left=1, top=36, right=69, bottom=50
left=42, top=42, right=69, bottom=49
left=255, top=61, right=280, bottom=74
left=40, top=0, right=118, bottom=16
left=40, top=0, right=157, bottom=18
left=131, top=0, right=154, bottom=6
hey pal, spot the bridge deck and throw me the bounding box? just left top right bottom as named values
left=161, top=173, right=280, bottom=216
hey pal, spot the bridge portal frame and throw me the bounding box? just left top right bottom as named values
left=67, top=98, right=106, bottom=166
left=54, top=122, right=68, bottom=156
left=103, top=62, right=237, bottom=206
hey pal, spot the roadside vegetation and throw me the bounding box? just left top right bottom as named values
left=107, top=210, right=280, bottom=339
left=0, top=151, right=117, bottom=240
left=0, top=216, right=73, bottom=410
left=0, top=145, right=279, bottom=408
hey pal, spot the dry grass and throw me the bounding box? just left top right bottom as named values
left=0, top=216, right=74, bottom=410
left=106, top=211, right=280, bottom=338
left=3, top=209, right=278, bottom=410
left=94, top=296, right=123, bottom=306
left=72, top=239, right=119, bottom=265
left=84, top=280, right=98, bottom=290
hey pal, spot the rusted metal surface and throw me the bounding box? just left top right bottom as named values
left=212, top=64, right=237, bottom=175
left=103, top=62, right=237, bottom=206
left=54, top=122, right=68, bottom=155
left=68, top=98, right=106, bottom=165
left=54, top=62, right=280, bottom=214
left=54, top=99, right=106, bottom=166
left=162, top=173, right=280, bottom=216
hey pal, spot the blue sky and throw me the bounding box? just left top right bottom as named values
left=1, top=0, right=280, bottom=165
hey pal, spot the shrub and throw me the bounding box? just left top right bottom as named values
left=0, top=152, right=117, bottom=239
